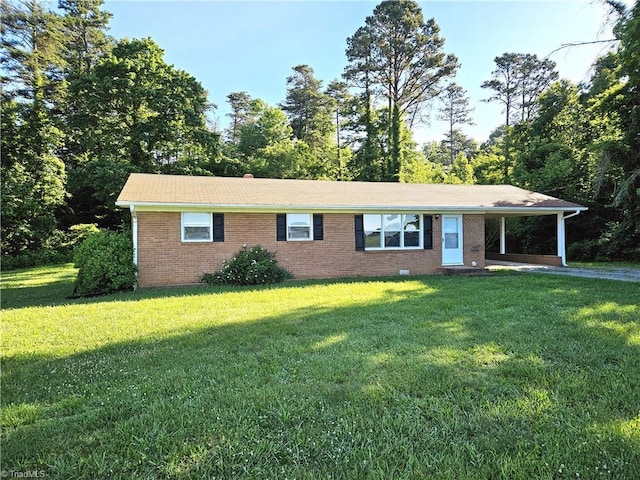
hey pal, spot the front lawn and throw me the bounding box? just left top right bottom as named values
left=2, top=265, right=639, bottom=479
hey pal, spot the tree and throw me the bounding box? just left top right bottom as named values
left=237, top=100, right=292, bottom=157
left=225, top=91, right=255, bottom=144
left=399, top=154, right=445, bottom=184
left=1, top=0, right=65, bottom=103
left=481, top=52, right=558, bottom=126
left=515, top=53, right=558, bottom=122
left=586, top=0, right=640, bottom=259
left=70, top=38, right=215, bottom=171
left=446, top=152, right=475, bottom=184
left=58, top=0, right=112, bottom=77
left=1, top=0, right=67, bottom=255
left=1, top=99, right=66, bottom=255
left=346, top=0, right=458, bottom=181
left=344, top=26, right=382, bottom=181
left=66, top=37, right=219, bottom=227
left=281, top=64, right=332, bottom=149
left=436, top=83, right=474, bottom=164
left=325, top=79, right=352, bottom=180
left=57, top=0, right=112, bottom=167
left=481, top=53, right=521, bottom=128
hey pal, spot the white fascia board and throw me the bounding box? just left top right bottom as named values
left=116, top=201, right=588, bottom=215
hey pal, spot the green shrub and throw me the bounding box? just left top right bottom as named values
left=1, top=224, right=101, bottom=272
left=1, top=249, right=71, bottom=271
left=73, top=230, right=136, bottom=296
left=201, top=245, right=292, bottom=286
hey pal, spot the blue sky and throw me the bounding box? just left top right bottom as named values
left=104, top=0, right=621, bottom=145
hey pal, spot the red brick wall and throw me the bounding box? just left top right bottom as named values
left=485, top=253, right=563, bottom=266
left=463, top=214, right=486, bottom=268
left=135, top=212, right=485, bottom=286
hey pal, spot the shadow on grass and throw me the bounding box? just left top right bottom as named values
left=2, top=273, right=639, bottom=479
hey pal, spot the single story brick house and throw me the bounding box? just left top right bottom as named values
left=116, top=173, right=587, bottom=287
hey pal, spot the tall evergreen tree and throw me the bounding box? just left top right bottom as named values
left=345, top=0, right=458, bottom=181
left=281, top=64, right=332, bottom=149
left=344, top=26, right=382, bottom=181
left=58, top=0, right=112, bottom=77
left=436, top=83, right=475, bottom=165
left=225, top=91, right=255, bottom=144
left=325, top=80, right=352, bottom=180
left=1, top=0, right=67, bottom=255
left=481, top=52, right=558, bottom=126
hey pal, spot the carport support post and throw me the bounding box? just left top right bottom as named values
left=499, top=217, right=506, bottom=254
left=557, top=213, right=567, bottom=267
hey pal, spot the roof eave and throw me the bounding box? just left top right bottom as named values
left=116, top=201, right=587, bottom=215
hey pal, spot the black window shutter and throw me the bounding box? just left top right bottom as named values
left=213, top=213, right=224, bottom=242
left=313, top=214, right=323, bottom=241
left=354, top=215, right=365, bottom=251
left=423, top=215, right=433, bottom=250
left=276, top=214, right=287, bottom=241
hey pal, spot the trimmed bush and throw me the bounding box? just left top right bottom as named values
left=201, top=245, right=292, bottom=286
left=73, top=230, right=137, bottom=296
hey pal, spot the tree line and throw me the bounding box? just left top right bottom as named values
left=2, top=0, right=639, bottom=266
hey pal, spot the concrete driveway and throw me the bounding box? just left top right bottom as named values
left=486, top=260, right=640, bottom=283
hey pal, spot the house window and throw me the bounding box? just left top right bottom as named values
left=363, top=213, right=422, bottom=250
left=182, top=213, right=212, bottom=241
left=277, top=214, right=323, bottom=241
left=287, top=213, right=312, bottom=240
left=181, top=213, right=224, bottom=242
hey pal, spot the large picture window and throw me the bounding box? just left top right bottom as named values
left=363, top=213, right=422, bottom=250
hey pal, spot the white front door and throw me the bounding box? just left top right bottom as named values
left=442, top=215, right=463, bottom=265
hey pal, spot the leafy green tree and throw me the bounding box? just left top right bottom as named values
left=238, top=101, right=292, bottom=157
left=57, top=0, right=112, bottom=166
left=70, top=38, right=214, bottom=171
left=446, top=152, right=475, bottom=184
left=585, top=0, right=640, bottom=259
left=66, top=37, right=219, bottom=227
left=399, top=154, right=445, bottom=184
left=515, top=53, right=558, bottom=122
left=344, top=26, right=382, bottom=181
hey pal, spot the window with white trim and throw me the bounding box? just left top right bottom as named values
left=286, top=213, right=312, bottom=241
left=363, top=213, right=422, bottom=249
left=181, top=212, right=212, bottom=242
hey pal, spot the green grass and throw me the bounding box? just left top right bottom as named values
left=2, top=265, right=639, bottom=479
left=568, top=261, right=640, bottom=270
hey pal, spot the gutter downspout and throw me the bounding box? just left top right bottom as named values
left=558, top=209, right=582, bottom=267
left=130, top=206, right=138, bottom=285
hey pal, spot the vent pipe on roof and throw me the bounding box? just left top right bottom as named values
left=243, top=173, right=254, bottom=178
